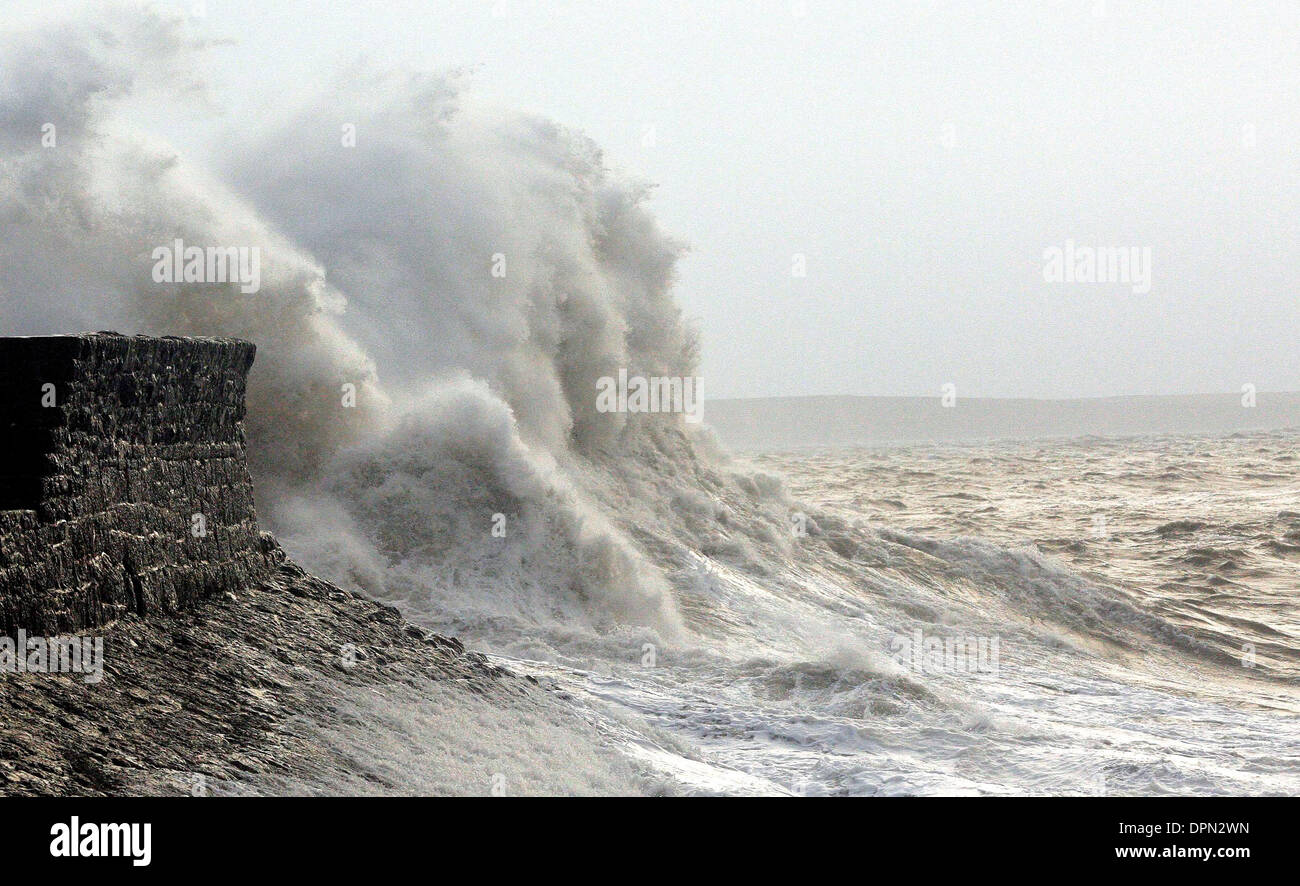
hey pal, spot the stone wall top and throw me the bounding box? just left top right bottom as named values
left=0, top=332, right=279, bottom=634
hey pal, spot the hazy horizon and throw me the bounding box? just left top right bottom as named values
left=2, top=0, right=1297, bottom=807
left=6, top=0, right=1297, bottom=401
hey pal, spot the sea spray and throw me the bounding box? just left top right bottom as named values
left=0, top=3, right=694, bottom=635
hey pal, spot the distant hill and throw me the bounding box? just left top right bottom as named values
left=704, top=392, right=1300, bottom=451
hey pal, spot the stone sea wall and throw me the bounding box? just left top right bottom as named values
left=0, top=333, right=281, bottom=635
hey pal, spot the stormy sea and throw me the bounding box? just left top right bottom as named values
left=3, top=5, right=1296, bottom=796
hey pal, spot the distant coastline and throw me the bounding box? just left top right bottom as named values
left=704, top=392, right=1300, bottom=451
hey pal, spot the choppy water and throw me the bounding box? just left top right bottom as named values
left=760, top=430, right=1300, bottom=681
left=491, top=430, right=1299, bottom=795
left=7, top=8, right=1295, bottom=796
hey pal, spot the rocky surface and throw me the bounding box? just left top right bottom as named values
left=0, top=554, right=533, bottom=796
left=0, top=333, right=279, bottom=635
left=0, top=333, right=642, bottom=796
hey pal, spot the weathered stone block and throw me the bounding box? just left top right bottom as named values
left=0, top=332, right=281, bottom=635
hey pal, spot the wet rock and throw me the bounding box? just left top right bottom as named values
left=0, top=333, right=516, bottom=796
left=0, top=333, right=281, bottom=634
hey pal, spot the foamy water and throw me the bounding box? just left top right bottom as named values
left=292, top=429, right=1295, bottom=796
left=4, top=5, right=1296, bottom=796
left=449, top=431, right=1299, bottom=796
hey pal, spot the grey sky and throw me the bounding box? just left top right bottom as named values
left=12, top=0, right=1299, bottom=398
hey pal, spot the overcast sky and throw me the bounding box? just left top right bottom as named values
left=10, top=0, right=1299, bottom=398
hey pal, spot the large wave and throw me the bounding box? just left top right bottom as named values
left=7, top=5, right=1295, bottom=797
left=0, top=1, right=1247, bottom=658
left=0, top=2, right=714, bottom=640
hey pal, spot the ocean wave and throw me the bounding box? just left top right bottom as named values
left=4, top=3, right=1295, bottom=796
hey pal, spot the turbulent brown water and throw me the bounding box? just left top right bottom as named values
left=750, top=429, right=1300, bottom=684
left=6, top=5, right=1296, bottom=795
left=470, top=429, right=1299, bottom=795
